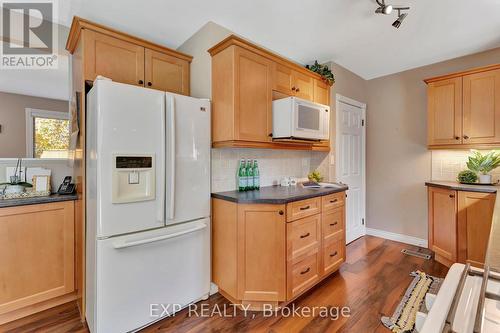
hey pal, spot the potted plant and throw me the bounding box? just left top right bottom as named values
left=466, top=150, right=500, bottom=184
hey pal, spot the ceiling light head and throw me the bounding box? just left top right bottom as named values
left=392, top=12, right=408, bottom=29
left=375, top=0, right=393, bottom=15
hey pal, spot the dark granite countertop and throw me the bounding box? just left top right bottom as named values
left=425, top=181, right=498, bottom=194
left=212, top=184, right=349, bottom=204
left=0, top=193, right=78, bottom=208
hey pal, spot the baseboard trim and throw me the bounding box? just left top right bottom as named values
left=366, top=228, right=428, bottom=248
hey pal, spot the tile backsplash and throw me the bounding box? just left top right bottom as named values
left=211, top=148, right=330, bottom=192
left=431, top=150, right=500, bottom=182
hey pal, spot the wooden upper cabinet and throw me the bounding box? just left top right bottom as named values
left=66, top=17, right=192, bottom=94
left=273, top=63, right=294, bottom=95
left=84, top=30, right=145, bottom=86
left=209, top=34, right=331, bottom=150
left=425, top=64, right=500, bottom=149
left=457, top=191, right=496, bottom=267
left=314, top=79, right=330, bottom=106
left=427, top=77, right=463, bottom=146
left=293, top=70, right=314, bottom=101
left=235, top=47, right=273, bottom=142
left=462, top=69, right=500, bottom=144
left=145, top=49, right=190, bottom=95
left=428, top=187, right=457, bottom=265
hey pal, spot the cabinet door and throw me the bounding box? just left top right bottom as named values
left=0, top=202, right=74, bottom=315
left=144, top=48, right=190, bottom=95
left=428, top=187, right=457, bottom=265
left=273, top=63, right=294, bottom=95
left=458, top=191, right=496, bottom=267
left=313, top=79, right=330, bottom=106
left=427, top=78, right=463, bottom=146
left=84, top=30, right=145, bottom=86
left=237, top=204, right=286, bottom=302
left=462, top=69, right=500, bottom=144
left=235, top=47, right=273, bottom=142
left=292, top=70, right=314, bottom=101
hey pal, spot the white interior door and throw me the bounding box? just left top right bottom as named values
left=336, top=94, right=366, bottom=244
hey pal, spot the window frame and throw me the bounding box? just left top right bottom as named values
left=25, top=108, right=70, bottom=159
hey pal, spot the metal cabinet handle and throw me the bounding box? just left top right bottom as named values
left=296, top=88, right=300, bottom=92
left=300, top=205, right=310, bottom=211
left=268, top=133, right=273, bottom=137
left=138, top=80, right=144, bottom=85
left=147, top=82, right=152, bottom=87
left=330, top=251, right=338, bottom=257
left=292, top=86, right=296, bottom=91
left=463, top=135, right=469, bottom=139
left=279, top=210, right=284, bottom=215
left=449, top=194, right=455, bottom=198
left=330, top=199, right=338, bottom=203
left=455, top=136, right=460, bottom=140
left=300, top=232, right=310, bottom=239
left=300, top=267, right=310, bottom=275
left=330, top=222, right=338, bottom=226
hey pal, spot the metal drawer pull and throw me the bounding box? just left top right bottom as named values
left=330, top=251, right=338, bottom=257
left=300, top=267, right=310, bottom=275
left=330, top=222, right=338, bottom=226
left=300, top=232, right=310, bottom=239
left=300, top=205, right=310, bottom=211
left=330, top=199, right=338, bottom=203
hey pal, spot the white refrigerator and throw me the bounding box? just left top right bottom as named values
left=86, top=80, right=211, bottom=333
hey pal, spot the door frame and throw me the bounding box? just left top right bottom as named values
left=335, top=94, right=367, bottom=243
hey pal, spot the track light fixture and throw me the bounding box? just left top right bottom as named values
left=375, top=0, right=410, bottom=28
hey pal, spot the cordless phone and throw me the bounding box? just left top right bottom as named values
left=57, top=176, right=76, bottom=195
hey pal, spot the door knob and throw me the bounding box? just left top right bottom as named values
left=449, top=194, right=455, bottom=198
left=455, top=136, right=460, bottom=140
left=147, top=82, right=152, bottom=87
left=138, top=80, right=144, bottom=85
left=279, top=210, right=284, bottom=215
left=292, top=86, right=296, bottom=91
left=268, top=133, right=273, bottom=137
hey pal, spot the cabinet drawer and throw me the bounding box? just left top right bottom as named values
left=287, top=198, right=321, bottom=222
left=287, top=251, right=320, bottom=299
left=323, top=240, right=344, bottom=275
left=322, top=192, right=345, bottom=212
left=287, top=214, right=320, bottom=261
left=322, top=207, right=344, bottom=244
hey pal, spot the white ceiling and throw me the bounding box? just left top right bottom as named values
left=60, top=0, right=500, bottom=80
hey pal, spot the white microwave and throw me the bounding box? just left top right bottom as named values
left=272, top=97, right=330, bottom=141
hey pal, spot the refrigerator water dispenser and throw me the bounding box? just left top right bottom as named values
left=112, top=155, right=155, bottom=203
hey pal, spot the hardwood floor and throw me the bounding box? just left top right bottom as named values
left=1, top=236, right=448, bottom=333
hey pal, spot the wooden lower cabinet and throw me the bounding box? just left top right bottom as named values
left=457, top=191, right=496, bottom=267
left=212, top=191, right=346, bottom=310
left=0, top=201, right=76, bottom=324
left=427, top=186, right=496, bottom=267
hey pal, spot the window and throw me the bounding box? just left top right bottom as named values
left=26, top=108, right=70, bottom=159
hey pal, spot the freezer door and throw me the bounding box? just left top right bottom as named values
left=87, top=80, right=166, bottom=238
left=88, top=219, right=210, bottom=333
left=165, top=93, right=210, bottom=225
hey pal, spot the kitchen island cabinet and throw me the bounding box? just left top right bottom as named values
left=212, top=185, right=347, bottom=310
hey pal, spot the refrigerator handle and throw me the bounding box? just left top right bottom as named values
left=168, top=96, right=176, bottom=220
left=113, top=222, right=207, bottom=249
left=157, top=100, right=166, bottom=224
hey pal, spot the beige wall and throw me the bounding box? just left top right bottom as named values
left=0, top=91, right=68, bottom=158
left=177, top=22, right=232, bottom=99
left=365, top=47, right=500, bottom=239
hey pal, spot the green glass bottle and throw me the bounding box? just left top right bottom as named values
left=253, top=159, right=260, bottom=190
left=237, top=159, right=247, bottom=192
left=246, top=159, right=254, bottom=190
